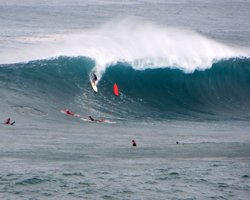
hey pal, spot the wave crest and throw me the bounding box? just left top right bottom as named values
left=1, top=19, right=248, bottom=77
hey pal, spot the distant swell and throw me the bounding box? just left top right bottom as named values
left=0, top=56, right=250, bottom=121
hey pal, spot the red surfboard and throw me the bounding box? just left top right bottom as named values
left=113, top=84, right=119, bottom=96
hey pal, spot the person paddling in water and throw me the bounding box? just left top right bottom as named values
left=5, top=118, right=11, bottom=124
left=89, top=116, right=104, bottom=123
left=65, top=109, right=74, bottom=115
left=4, top=118, right=15, bottom=125
left=132, top=140, right=137, bottom=147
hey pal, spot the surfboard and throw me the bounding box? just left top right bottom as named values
left=80, top=117, right=116, bottom=124
left=91, top=80, right=98, bottom=93
left=113, top=83, right=119, bottom=96
left=60, top=109, right=80, bottom=117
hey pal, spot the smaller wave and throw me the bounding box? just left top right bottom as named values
left=241, top=175, right=249, bottom=179
left=15, top=177, right=48, bottom=185
left=156, top=171, right=180, bottom=181
left=63, top=172, right=85, bottom=177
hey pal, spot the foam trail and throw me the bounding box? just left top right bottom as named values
left=1, top=19, right=248, bottom=79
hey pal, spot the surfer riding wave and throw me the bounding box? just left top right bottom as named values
left=92, top=74, right=97, bottom=86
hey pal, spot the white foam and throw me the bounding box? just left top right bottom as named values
left=1, top=19, right=248, bottom=77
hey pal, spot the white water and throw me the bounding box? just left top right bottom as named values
left=1, top=19, right=247, bottom=77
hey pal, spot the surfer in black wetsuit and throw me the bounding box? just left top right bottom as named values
left=93, top=74, right=97, bottom=81
left=89, top=116, right=95, bottom=121
left=92, top=74, right=97, bottom=85
left=132, top=140, right=137, bottom=147
left=88, top=116, right=105, bottom=123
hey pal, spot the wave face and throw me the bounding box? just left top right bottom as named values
left=1, top=56, right=250, bottom=121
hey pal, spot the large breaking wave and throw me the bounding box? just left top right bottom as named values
left=1, top=56, right=250, bottom=121
left=1, top=19, right=248, bottom=71
left=1, top=20, right=250, bottom=121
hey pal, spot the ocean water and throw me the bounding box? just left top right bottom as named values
left=0, top=0, right=250, bottom=199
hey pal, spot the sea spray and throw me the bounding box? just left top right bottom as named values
left=1, top=19, right=247, bottom=80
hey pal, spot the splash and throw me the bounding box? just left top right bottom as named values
left=1, top=19, right=248, bottom=80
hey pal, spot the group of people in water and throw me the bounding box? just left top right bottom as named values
left=92, top=74, right=138, bottom=146
left=4, top=73, right=138, bottom=147
left=3, top=116, right=137, bottom=146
